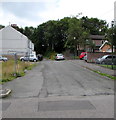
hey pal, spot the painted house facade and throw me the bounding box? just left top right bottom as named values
left=0, top=25, right=34, bottom=56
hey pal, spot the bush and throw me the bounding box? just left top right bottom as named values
left=44, top=51, right=57, bottom=60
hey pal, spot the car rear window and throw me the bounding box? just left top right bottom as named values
left=57, top=54, right=63, bottom=56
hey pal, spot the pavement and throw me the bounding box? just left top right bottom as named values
left=77, top=60, right=115, bottom=77
left=0, top=63, right=44, bottom=98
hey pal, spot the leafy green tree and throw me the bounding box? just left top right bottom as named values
left=43, top=20, right=56, bottom=51
left=113, top=26, right=116, bottom=48
left=43, top=19, right=69, bottom=53
left=0, top=25, right=5, bottom=29
left=65, top=17, right=89, bottom=56
left=86, top=39, right=96, bottom=52
left=81, top=16, right=108, bottom=35
left=23, top=26, right=35, bottom=40
left=52, top=18, right=70, bottom=53
left=106, top=25, right=116, bottom=52
left=32, top=23, right=47, bottom=54
left=18, top=27, right=25, bottom=34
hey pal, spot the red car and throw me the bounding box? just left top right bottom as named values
left=79, top=52, right=87, bottom=59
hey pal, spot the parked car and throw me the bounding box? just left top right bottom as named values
left=20, top=54, right=38, bottom=62
left=95, top=55, right=116, bottom=65
left=55, top=54, right=65, bottom=60
left=0, top=56, right=8, bottom=61
left=83, top=54, right=87, bottom=62
left=79, top=52, right=87, bottom=59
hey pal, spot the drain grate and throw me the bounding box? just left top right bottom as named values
left=38, top=100, right=95, bottom=111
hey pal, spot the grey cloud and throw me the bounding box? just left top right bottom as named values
left=2, top=2, right=46, bottom=21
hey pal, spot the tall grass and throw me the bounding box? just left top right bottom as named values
left=1, top=60, right=36, bottom=83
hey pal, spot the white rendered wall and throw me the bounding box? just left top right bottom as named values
left=0, top=26, right=28, bottom=54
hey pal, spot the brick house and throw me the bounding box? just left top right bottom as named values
left=99, top=41, right=111, bottom=52
left=77, top=35, right=106, bottom=55
left=89, top=35, right=105, bottom=52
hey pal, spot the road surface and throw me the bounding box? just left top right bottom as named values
left=1, top=60, right=114, bottom=118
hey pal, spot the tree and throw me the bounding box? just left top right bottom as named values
left=43, top=19, right=69, bottom=53
left=32, top=24, right=47, bottom=54
left=65, top=17, right=89, bottom=56
left=23, top=26, right=35, bottom=40
left=113, top=26, right=116, bottom=48
left=51, top=18, right=70, bottom=53
left=106, top=25, right=116, bottom=52
left=0, top=25, right=5, bottom=29
left=43, top=20, right=56, bottom=51
left=81, top=16, right=108, bottom=35
left=86, top=39, right=96, bottom=52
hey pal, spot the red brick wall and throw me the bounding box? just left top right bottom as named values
left=93, top=40, right=104, bottom=46
left=101, top=44, right=111, bottom=52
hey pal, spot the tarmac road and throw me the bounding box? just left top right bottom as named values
left=39, top=60, right=114, bottom=97
left=1, top=60, right=114, bottom=118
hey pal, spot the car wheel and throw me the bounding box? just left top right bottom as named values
left=101, top=61, right=105, bottom=64
left=21, top=59, right=24, bottom=61
left=33, top=59, right=37, bottom=62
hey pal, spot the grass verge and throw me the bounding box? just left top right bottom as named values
left=93, top=70, right=116, bottom=80
left=84, top=66, right=116, bottom=80
left=0, top=60, right=36, bottom=84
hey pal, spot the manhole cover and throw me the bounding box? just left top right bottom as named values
left=38, top=100, right=95, bottom=111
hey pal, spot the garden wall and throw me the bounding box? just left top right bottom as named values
left=87, top=52, right=115, bottom=63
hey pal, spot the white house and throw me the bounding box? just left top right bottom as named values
left=28, top=39, right=35, bottom=55
left=0, top=25, right=35, bottom=56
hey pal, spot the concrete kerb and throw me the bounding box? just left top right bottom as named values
left=0, top=89, right=12, bottom=98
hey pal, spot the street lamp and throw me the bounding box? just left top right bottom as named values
left=73, top=37, right=76, bottom=59
left=86, top=39, right=89, bottom=52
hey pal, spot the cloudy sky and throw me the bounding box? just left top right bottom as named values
left=0, top=0, right=115, bottom=27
